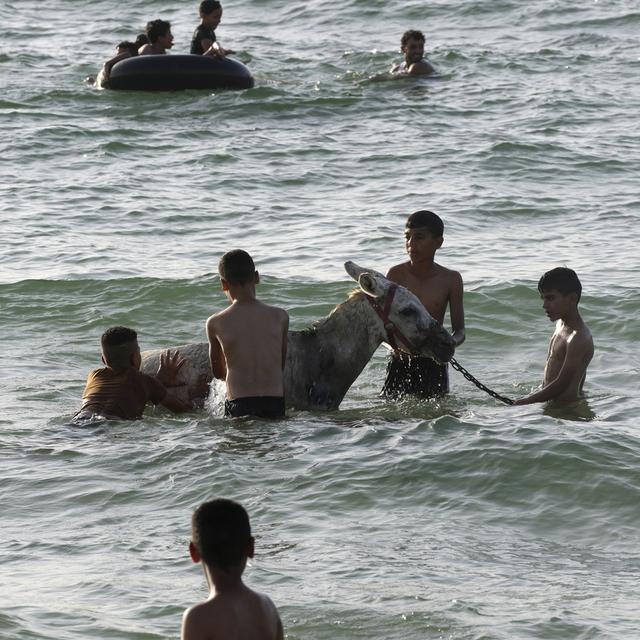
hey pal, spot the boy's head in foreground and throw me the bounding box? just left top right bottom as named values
left=101, top=326, right=141, bottom=370
left=190, top=499, right=255, bottom=572
left=218, top=249, right=259, bottom=289
left=537, top=267, right=582, bottom=321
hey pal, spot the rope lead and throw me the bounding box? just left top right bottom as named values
left=450, top=358, right=514, bottom=406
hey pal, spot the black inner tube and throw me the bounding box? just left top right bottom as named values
left=108, top=54, right=254, bottom=91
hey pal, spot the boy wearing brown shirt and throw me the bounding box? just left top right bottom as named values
left=76, top=326, right=191, bottom=420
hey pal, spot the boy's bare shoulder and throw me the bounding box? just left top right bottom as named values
left=568, top=323, right=594, bottom=351
left=182, top=589, right=282, bottom=640
left=386, top=261, right=411, bottom=281
left=206, top=305, right=234, bottom=325
left=433, top=262, right=462, bottom=280
left=181, top=597, right=233, bottom=639
left=261, top=302, right=289, bottom=320
left=181, top=598, right=213, bottom=639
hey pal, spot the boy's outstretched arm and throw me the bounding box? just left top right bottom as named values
left=514, top=333, right=590, bottom=405
left=449, top=271, right=465, bottom=347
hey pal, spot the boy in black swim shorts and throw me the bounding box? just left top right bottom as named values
left=206, top=250, right=289, bottom=418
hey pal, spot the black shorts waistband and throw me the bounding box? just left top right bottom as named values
left=224, top=395, right=286, bottom=419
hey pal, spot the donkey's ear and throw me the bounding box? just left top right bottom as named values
left=345, top=261, right=387, bottom=283
left=358, top=272, right=387, bottom=298
left=344, top=261, right=367, bottom=281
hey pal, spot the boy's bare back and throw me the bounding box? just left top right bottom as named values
left=207, top=300, right=288, bottom=400
left=182, top=584, right=283, bottom=640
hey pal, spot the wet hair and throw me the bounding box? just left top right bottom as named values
left=218, top=249, right=256, bottom=285
left=405, top=210, right=444, bottom=237
left=116, top=41, right=138, bottom=56
left=134, top=33, right=150, bottom=48
left=191, top=499, right=252, bottom=571
left=200, top=0, right=222, bottom=15
left=145, top=19, right=171, bottom=44
left=538, top=267, right=582, bottom=302
left=401, top=29, right=426, bottom=48
left=101, top=326, right=138, bottom=369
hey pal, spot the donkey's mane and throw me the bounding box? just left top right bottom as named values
left=298, top=289, right=365, bottom=336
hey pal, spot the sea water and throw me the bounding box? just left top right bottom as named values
left=1, top=0, right=639, bottom=638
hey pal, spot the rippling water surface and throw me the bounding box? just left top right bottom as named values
left=1, top=0, right=639, bottom=638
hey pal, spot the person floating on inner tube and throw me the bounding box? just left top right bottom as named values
left=139, top=19, right=174, bottom=56
left=190, top=0, right=235, bottom=58
left=94, top=34, right=148, bottom=88
left=391, top=29, right=436, bottom=76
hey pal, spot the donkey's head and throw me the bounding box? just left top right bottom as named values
left=345, top=261, right=455, bottom=363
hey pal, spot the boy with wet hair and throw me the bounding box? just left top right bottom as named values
left=206, top=250, right=289, bottom=418
left=182, top=499, right=284, bottom=640
left=95, top=38, right=145, bottom=87
left=190, top=0, right=235, bottom=57
left=139, top=19, right=174, bottom=55
left=382, top=210, right=465, bottom=399
left=96, top=43, right=133, bottom=88
left=76, top=326, right=191, bottom=420
left=392, top=29, right=435, bottom=75
left=514, top=267, right=594, bottom=405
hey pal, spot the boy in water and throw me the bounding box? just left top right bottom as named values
left=383, top=210, right=465, bottom=399
left=206, top=250, right=289, bottom=418
left=182, top=499, right=284, bottom=640
left=392, top=29, right=435, bottom=75
left=190, top=0, right=235, bottom=57
left=139, top=19, right=174, bottom=55
left=514, top=267, right=594, bottom=405
left=95, top=36, right=147, bottom=87
left=76, top=326, right=192, bottom=420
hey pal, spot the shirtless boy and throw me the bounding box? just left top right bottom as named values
left=383, top=210, right=464, bottom=398
left=514, top=267, right=594, bottom=405
left=139, top=19, right=174, bottom=55
left=206, top=250, right=289, bottom=418
left=76, top=326, right=192, bottom=420
left=190, top=0, right=235, bottom=57
left=392, top=30, right=436, bottom=76
left=182, top=499, right=284, bottom=640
